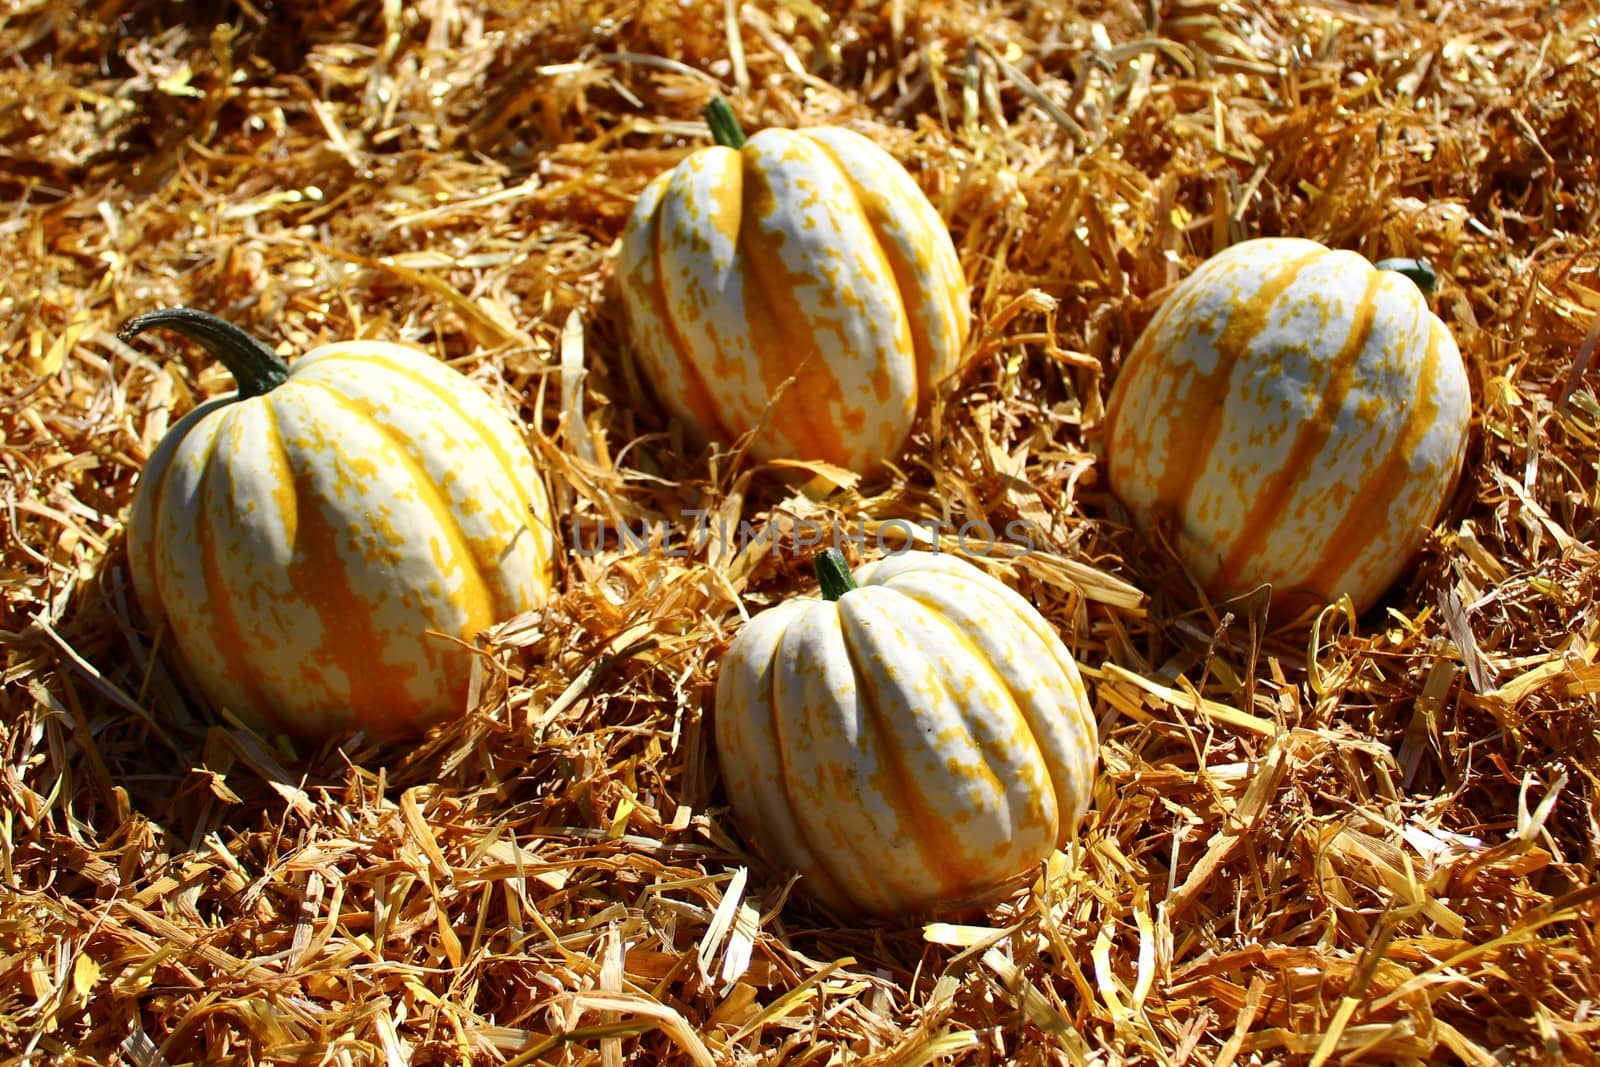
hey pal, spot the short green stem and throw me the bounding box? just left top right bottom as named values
left=1375, top=257, right=1438, bottom=297
left=704, top=97, right=748, bottom=149
left=119, top=307, right=292, bottom=399
left=815, top=548, right=858, bottom=602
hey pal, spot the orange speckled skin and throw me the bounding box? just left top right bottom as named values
left=617, top=123, right=971, bottom=474
left=1103, top=237, right=1471, bottom=617
left=127, top=341, right=557, bottom=743
left=713, top=552, right=1099, bottom=919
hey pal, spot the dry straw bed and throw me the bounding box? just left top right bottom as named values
left=2, top=0, right=1598, bottom=1063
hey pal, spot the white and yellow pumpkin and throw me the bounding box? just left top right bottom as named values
left=617, top=99, right=971, bottom=474
left=713, top=549, right=1099, bottom=919
left=122, top=308, right=557, bottom=743
left=1103, top=237, right=1471, bottom=617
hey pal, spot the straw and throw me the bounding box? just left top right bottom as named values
left=3, top=1, right=1598, bottom=1063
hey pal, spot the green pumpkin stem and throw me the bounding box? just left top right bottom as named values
left=815, top=548, right=858, bottom=602
left=704, top=97, right=748, bottom=149
left=118, top=307, right=291, bottom=399
left=1375, top=257, right=1438, bottom=297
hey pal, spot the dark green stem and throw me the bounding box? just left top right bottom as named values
left=118, top=307, right=291, bottom=399
left=704, top=97, right=748, bottom=149
left=1375, top=257, right=1438, bottom=298
left=815, top=548, right=858, bottom=602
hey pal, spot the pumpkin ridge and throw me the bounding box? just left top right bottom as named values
left=298, top=374, right=503, bottom=625
left=776, top=602, right=904, bottom=912
left=1213, top=262, right=1385, bottom=596
left=645, top=175, right=740, bottom=448
left=128, top=395, right=230, bottom=624
left=1299, top=321, right=1461, bottom=605
left=922, top=602, right=1053, bottom=835
left=801, top=130, right=944, bottom=417
left=945, top=571, right=1097, bottom=755
left=837, top=593, right=1014, bottom=909
left=309, top=347, right=556, bottom=605
left=734, top=140, right=854, bottom=468
left=192, top=405, right=292, bottom=736
left=832, top=600, right=953, bottom=912
left=895, top=573, right=1072, bottom=839
left=760, top=609, right=854, bottom=910
left=1155, top=247, right=1329, bottom=534
left=715, top=602, right=849, bottom=909
left=269, top=386, right=452, bottom=735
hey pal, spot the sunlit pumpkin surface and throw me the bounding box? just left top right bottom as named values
left=714, top=552, right=1099, bottom=918
left=1104, top=237, right=1471, bottom=617
left=618, top=123, right=970, bottom=474
left=128, top=341, right=557, bottom=742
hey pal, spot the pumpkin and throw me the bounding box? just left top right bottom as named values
left=617, top=98, right=971, bottom=474
left=713, top=549, right=1098, bottom=918
left=121, top=308, right=557, bottom=743
left=1102, top=237, right=1471, bottom=618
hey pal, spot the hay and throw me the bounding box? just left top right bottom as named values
left=3, top=0, right=1598, bottom=1063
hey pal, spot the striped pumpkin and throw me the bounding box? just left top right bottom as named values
left=123, top=309, right=557, bottom=743
left=714, top=549, right=1099, bottom=918
left=617, top=99, right=970, bottom=474
left=1103, top=237, right=1471, bottom=617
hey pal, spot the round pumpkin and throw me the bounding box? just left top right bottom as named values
left=122, top=308, right=557, bottom=743
left=617, top=99, right=971, bottom=474
left=713, top=549, right=1099, bottom=919
left=1102, top=237, right=1471, bottom=618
